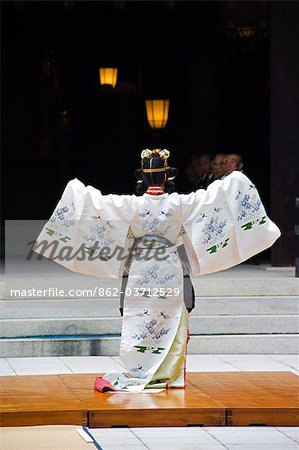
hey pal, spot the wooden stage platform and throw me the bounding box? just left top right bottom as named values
left=1, top=372, right=298, bottom=427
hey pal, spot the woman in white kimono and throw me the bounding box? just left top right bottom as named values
left=33, top=148, right=281, bottom=392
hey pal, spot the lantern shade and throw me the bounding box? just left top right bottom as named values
left=99, top=68, right=118, bottom=88
left=238, top=27, right=256, bottom=38
left=145, top=99, right=170, bottom=129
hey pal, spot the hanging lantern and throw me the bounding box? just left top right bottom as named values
left=99, top=68, right=118, bottom=88
left=238, top=27, right=256, bottom=39
left=145, top=99, right=170, bottom=129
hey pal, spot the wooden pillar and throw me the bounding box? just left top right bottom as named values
left=270, top=2, right=299, bottom=266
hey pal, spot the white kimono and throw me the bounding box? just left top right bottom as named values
left=33, top=171, right=281, bottom=392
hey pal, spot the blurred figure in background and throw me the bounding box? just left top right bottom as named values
left=194, top=153, right=211, bottom=189
left=191, top=154, right=204, bottom=184
left=223, top=153, right=244, bottom=176
left=184, top=159, right=199, bottom=187
left=210, top=153, right=225, bottom=182
left=180, top=154, right=202, bottom=192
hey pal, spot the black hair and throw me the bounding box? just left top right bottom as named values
left=135, top=156, right=178, bottom=195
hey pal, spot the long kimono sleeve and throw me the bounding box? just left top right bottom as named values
left=181, top=171, right=281, bottom=276
left=33, top=178, right=133, bottom=279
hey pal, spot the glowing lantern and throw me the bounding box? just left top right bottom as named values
left=145, top=99, right=170, bottom=129
left=238, top=27, right=256, bottom=38
left=99, top=68, right=118, bottom=88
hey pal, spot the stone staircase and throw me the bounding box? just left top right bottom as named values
left=0, top=264, right=298, bottom=357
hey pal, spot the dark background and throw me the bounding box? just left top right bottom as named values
left=1, top=1, right=299, bottom=265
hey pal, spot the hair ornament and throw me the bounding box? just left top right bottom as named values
left=141, top=149, right=152, bottom=159
left=159, top=149, right=170, bottom=160
left=140, top=148, right=170, bottom=160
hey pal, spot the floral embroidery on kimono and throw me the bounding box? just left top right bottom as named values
left=236, top=185, right=267, bottom=230
left=139, top=209, right=172, bottom=236
left=200, top=215, right=229, bottom=254
left=44, top=200, right=76, bottom=244
left=50, top=200, right=76, bottom=227
left=82, top=215, right=115, bottom=259
left=132, top=313, right=171, bottom=354
left=137, top=263, right=175, bottom=286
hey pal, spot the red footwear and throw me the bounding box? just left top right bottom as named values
left=94, top=376, right=124, bottom=393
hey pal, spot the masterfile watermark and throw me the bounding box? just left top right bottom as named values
left=29, top=236, right=170, bottom=263
left=9, top=287, right=181, bottom=298
left=4, top=220, right=181, bottom=278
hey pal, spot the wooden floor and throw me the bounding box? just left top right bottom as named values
left=1, top=372, right=298, bottom=427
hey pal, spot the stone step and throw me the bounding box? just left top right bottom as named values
left=187, top=334, right=299, bottom=355
left=0, top=334, right=297, bottom=357
left=190, top=275, right=299, bottom=297
left=1, top=315, right=298, bottom=338
left=189, top=315, right=299, bottom=335
left=1, top=296, right=298, bottom=319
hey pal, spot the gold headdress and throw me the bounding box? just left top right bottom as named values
left=141, top=148, right=170, bottom=173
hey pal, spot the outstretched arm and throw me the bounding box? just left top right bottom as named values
left=33, top=178, right=134, bottom=279
left=181, top=171, right=281, bottom=276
